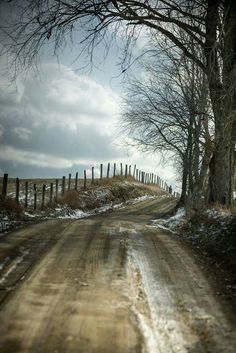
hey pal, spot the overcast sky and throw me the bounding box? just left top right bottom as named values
left=0, top=6, right=179, bottom=190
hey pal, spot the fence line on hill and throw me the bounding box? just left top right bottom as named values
left=1, top=162, right=180, bottom=210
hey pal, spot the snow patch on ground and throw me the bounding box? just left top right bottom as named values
left=132, top=308, right=159, bottom=353
left=48, top=194, right=156, bottom=220
left=150, top=205, right=235, bottom=236
left=0, top=194, right=157, bottom=234
left=127, top=231, right=189, bottom=353
left=151, top=207, right=186, bottom=232
left=205, top=208, right=233, bottom=220
left=147, top=223, right=176, bottom=234
left=23, top=211, right=38, bottom=218
left=51, top=206, right=89, bottom=219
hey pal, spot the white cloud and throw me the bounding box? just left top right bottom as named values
left=0, top=63, right=122, bottom=157
left=19, top=64, right=120, bottom=133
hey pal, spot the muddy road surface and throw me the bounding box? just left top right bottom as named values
left=0, top=197, right=236, bottom=353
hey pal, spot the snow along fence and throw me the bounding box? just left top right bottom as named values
left=1, top=163, right=180, bottom=210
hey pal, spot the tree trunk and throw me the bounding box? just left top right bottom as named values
left=205, top=0, right=236, bottom=205
left=208, top=113, right=233, bottom=205
left=179, top=155, right=188, bottom=205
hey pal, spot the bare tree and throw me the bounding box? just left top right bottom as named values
left=122, top=43, right=213, bottom=207
left=1, top=0, right=236, bottom=205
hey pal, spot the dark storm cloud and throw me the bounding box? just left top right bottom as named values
left=1, top=118, right=118, bottom=160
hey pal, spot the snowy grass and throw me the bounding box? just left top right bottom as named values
left=150, top=207, right=186, bottom=232
left=48, top=194, right=156, bottom=220
left=0, top=176, right=167, bottom=234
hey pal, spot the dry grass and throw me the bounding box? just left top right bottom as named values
left=0, top=196, right=23, bottom=215
left=0, top=174, right=167, bottom=213
left=210, top=203, right=236, bottom=216
left=57, top=177, right=165, bottom=210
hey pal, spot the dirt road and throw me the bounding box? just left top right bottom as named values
left=0, top=197, right=236, bottom=353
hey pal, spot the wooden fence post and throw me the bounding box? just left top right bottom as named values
left=33, top=184, right=37, bottom=210
left=133, top=164, right=136, bottom=178
left=2, top=173, right=8, bottom=199
left=15, top=178, right=20, bottom=204
left=68, top=173, right=71, bottom=190
left=120, top=163, right=123, bottom=176
left=107, top=163, right=110, bottom=178
left=25, top=181, right=28, bottom=208
left=100, top=164, right=103, bottom=180
left=49, top=183, right=53, bottom=207
left=113, top=163, right=116, bottom=177
left=84, top=170, right=87, bottom=189
left=125, top=164, right=128, bottom=177
left=55, top=179, right=59, bottom=202
left=42, top=184, right=46, bottom=210
left=62, top=176, right=65, bottom=195
left=129, top=165, right=131, bottom=176
left=75, top=172, right=78, bottom=190
left=91, top=167, right=94, bottom=184
left=136, top=169, right=138, bottom=180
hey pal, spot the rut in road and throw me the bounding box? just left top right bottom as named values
left=0, top=197, right=236, bottom=353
